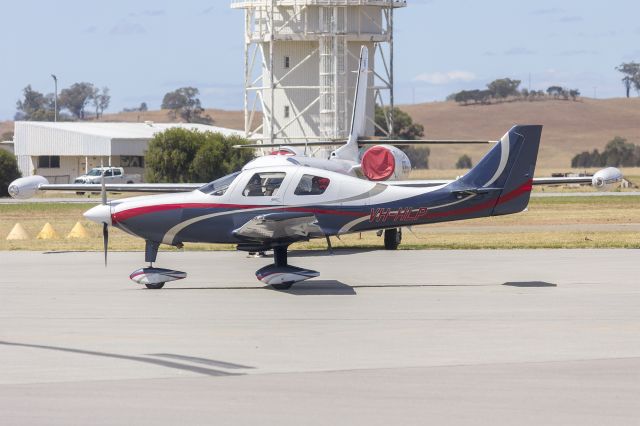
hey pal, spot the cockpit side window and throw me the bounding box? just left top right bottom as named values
left=294, top=174, right=330, bottom=196
left=198, top=171, right=240, bottom=196
left=243, top=172, right=286, bottom=197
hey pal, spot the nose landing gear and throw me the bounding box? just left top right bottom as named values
left=129, top=240, right=187, bottom=289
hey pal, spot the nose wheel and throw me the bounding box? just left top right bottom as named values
left=129, top=241, right=186, bottom=289
left=145, top=282, right=165, bottom=290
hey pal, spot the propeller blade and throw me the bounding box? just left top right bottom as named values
left=101, top=171, right=107, bottom=205
left=103, top=222, right=109, bottom=267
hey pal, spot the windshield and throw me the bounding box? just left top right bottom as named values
left=87, top=169, right=104, bottom=176
left=198, top=171, right=241, bottom=196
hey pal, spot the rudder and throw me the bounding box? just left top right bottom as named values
left=492, top=125, right=542, bottom=215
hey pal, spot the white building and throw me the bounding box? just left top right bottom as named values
left=231, top=0, right=406, bottom=145
left=13, top=121, right=245, bottom=183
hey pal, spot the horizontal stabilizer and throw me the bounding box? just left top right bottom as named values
left=451, top=187, right=502, bottom=196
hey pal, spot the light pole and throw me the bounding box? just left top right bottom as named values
left=51, top=74, right=58, bottom=122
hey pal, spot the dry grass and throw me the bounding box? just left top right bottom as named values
left=0, top=120, right=12, bottom=138
left=2, top=196, right=639, bottom=251
left=402, top=98, right=640, bottom=169
left=95, top=109, right=258, bottom=132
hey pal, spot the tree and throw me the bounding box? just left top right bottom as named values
left=15, top=85, right=55, bottom=121
left=546, top=86, right=564, bottom=98
left=374, top=105, right=428, bottom=169
left=569, top=89, right=580, bottom=101
left=456, top=154, right=473, bottom=169
left=374, top=105, right=424, bottom=139
left=145, top=128, right=254, bottom=183
left=191, top=134, right=255, bottom=183
left=161, top=87, right=208, bottom=123
left=571, top=136, right=640, bottom=167
left=139, top=102, right=148, bottom=112
left=403, top=146, right=430, bottom=169
left=487, top=78, right=521, bottom=99
left=92, top=87, right=111, bottom=119
left=0, top=150, right=21, bottom=197
left=59, top=82, right=96, bottom=120
left=616, top=62, right=640, bottom=98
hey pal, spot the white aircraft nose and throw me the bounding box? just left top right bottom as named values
left=84, top=204, right=112, bottom=225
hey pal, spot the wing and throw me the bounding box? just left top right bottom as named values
left=232, top=212, right=325, bottom=243
left=38, top=183, right=203, bottom=193
left=8, top=176, right=204, bottom=199
left=234, top=139, right=496, bottom=149
left=387, top=176, right=597, bottom=189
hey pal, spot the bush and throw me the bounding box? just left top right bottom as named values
left=145, top=129, right=254, bottom=183
left=456, top=154, right=473, bottom=169
left=0, top=151, right=21, bottom=197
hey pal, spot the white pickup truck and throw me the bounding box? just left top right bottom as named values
left=74, top=167, right=142, bottom=185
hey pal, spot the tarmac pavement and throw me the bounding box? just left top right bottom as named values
left=0, top=249, right=639, bottom=425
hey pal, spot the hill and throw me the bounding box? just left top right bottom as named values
left=402, top=97, right=640, bottom=169
left=0, top=108, right=249, bottom=142
left=97, top=108, right=249, bottom=131
left=3, top=98, right=639, bottom=169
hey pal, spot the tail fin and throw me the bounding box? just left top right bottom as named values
left=458, top=125, right=542, bottom=215
left=332, top=46, right=369, bottom=162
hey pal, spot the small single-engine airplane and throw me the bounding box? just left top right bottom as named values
left=7, top=47, right=622, bottom=253
left=8, top=124, right=623, bottom=289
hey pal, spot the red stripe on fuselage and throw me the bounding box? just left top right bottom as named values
left=112, top=203, right=262, bottom=223
left=112, top=203, right=365, bottom=223
left=427, top=180, right=533, bottom=219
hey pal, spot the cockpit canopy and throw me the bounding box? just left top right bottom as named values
left=198, top=172, right=241, bottom=196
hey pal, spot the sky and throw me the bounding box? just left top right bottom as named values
left=1, top=0, right=639, bottom=120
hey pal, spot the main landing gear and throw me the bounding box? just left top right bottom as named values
left=384, top=228, right=402, bottom=250
left=129, top=240, right=187, bottom=289
left=254, top=245, right=319, bottom=290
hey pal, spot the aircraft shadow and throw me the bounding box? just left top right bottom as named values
left=0, top=341, right=253, bottom=377
left=274, top=280, right=357, bottom=296
left=162, top=281, right=557, bottom=293
left=502, top=281, right=557, bottom=288
left=250, top=248, right=378, bottom=259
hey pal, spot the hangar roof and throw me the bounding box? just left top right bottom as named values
left=16, top=121, right=242, bottom=140
left=13, top=121, right=246, bottom=156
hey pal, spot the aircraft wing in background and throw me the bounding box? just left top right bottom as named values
left=387, top=167, right=623, bottom=191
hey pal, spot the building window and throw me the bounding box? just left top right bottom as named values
left=121, top=156, right=144, bottom=168
left=284, top=56, right=290, bottom=68
left=38, top=156, right=60, bottom=168
left=284, top=105, right=290, bottom=118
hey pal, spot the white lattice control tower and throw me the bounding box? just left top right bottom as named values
left=231, top=0, right=407, bottom=146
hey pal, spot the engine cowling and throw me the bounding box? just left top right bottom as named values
left=592, top=167, right=623, bottom=191
left=8, top=176, right=49, bottom=199
left=360, top=145, right=411, bottom=181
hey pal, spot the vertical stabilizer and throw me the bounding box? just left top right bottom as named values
left=456, top=125, right=543, bottom=216
left=332, top=46, right=369, bottom=162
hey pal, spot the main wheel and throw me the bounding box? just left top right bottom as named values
left=384, top=228, right=402, bottom=250
left=145, top=283, right=165, bottom=289
left=271, top=282, right=294, bottom=291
